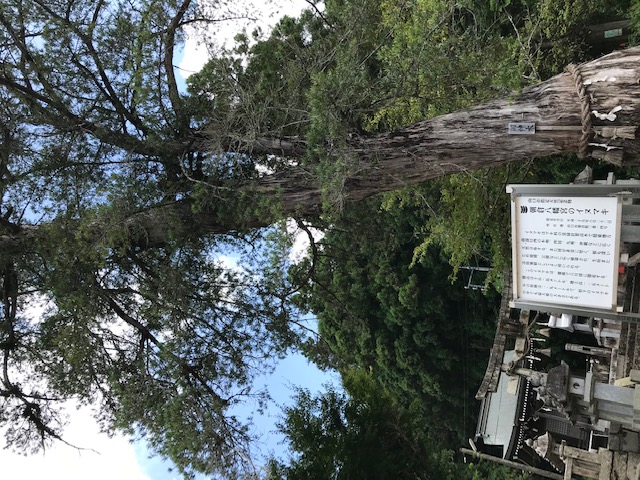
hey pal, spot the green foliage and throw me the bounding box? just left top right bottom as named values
left=269, top=370, right=446, bottom=480
left=368, top=0, right=522, bottom=130
left=510, top=0, right=631, bottom=77
left=294, top=194, right=502, bottom=446
left=401, top=167, right=515, bottom=283
left=403, top=153, right=637, bottom=285
left=305, top=0, right=388, bottom=137
left=187, top=9, right=334, bottom=144
left=38, top=169, right=303, bottom=480
left=632, top=1, right=640, bottom=45
left=185, top=56, right=242, bottom=128
left=30, top=220, right=298, bottom=478
left=270, top=370, right=529, bottom=480
left=537, top=0, right=629, bottom=39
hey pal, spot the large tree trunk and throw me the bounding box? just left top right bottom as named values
left=251, top=46, right=640, bottom=215
left=5, top=48, right=640, bottom=248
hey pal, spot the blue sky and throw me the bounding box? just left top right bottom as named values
left=133, top=351, right=339, bottom=479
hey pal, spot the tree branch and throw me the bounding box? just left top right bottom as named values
left=164, top=0, right=192, bottom=136
left=99, top=288, right=229, bottom=407
left=0, top=74, right=173, bottom=157
left=31, top=0, right=149, bottom=135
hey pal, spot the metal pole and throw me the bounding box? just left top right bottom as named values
left=459, top=448, right=564, bottom=480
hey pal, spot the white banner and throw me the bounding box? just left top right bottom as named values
left=513, top=195, right=620, bottom=310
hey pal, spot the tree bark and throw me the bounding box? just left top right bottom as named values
left=245, top=46, right=640, bottom=215
left=5, top=48, right=640, bottom=248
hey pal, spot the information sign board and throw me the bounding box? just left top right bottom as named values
left=512, top=194, right=621, bottom=310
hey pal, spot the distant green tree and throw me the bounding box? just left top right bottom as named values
left=293, top=194, right=501, bottom=446
left=268, top=370, right=456, bottom=480
left=269, top=370, right=528, bottom=480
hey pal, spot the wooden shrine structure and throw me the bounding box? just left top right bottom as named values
left=471, top=169, right=640, bottom=479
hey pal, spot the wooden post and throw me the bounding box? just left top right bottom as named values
left=564, top=457, right=573, bottom=480
left=599, top=449, right=613, bottom=480
left=459, top=448, right=564, bottom=480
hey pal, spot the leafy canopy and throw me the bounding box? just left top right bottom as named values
left=269, top=370, right=529, bottom=480
left=0, top=1, right=310, bottom=478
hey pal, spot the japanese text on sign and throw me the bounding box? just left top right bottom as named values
left=514, top=195, right=620, bottom=310
left=508, top=122, right=536, bottom=135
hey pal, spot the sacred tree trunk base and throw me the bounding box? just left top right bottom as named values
left=248, top=47, right=640, bottom=217
left=344, top=47, right=640, bottom=202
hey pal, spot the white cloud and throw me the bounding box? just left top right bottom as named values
left=287, top=219, right=325, bottom=264
left=178, top=34, right=210, bottom=78
left=179, top=0, right=311, bottom=78
left=0, top=405, right=152, bottom=480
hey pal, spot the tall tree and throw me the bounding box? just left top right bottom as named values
left=0, top=1, right=303, bottom=478
left=268, top=370, right=528, bottom=480
left=0, top=0, right=637, bottom=476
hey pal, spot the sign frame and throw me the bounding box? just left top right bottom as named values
left=508, top=184, right=624, bottom=314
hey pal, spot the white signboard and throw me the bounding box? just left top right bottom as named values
left=508, top=123, right=536, bottom=135
left=513, top=195, right=621, bottom=310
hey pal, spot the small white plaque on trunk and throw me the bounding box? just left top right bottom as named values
left=508, top=123, right=536, bottom=134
